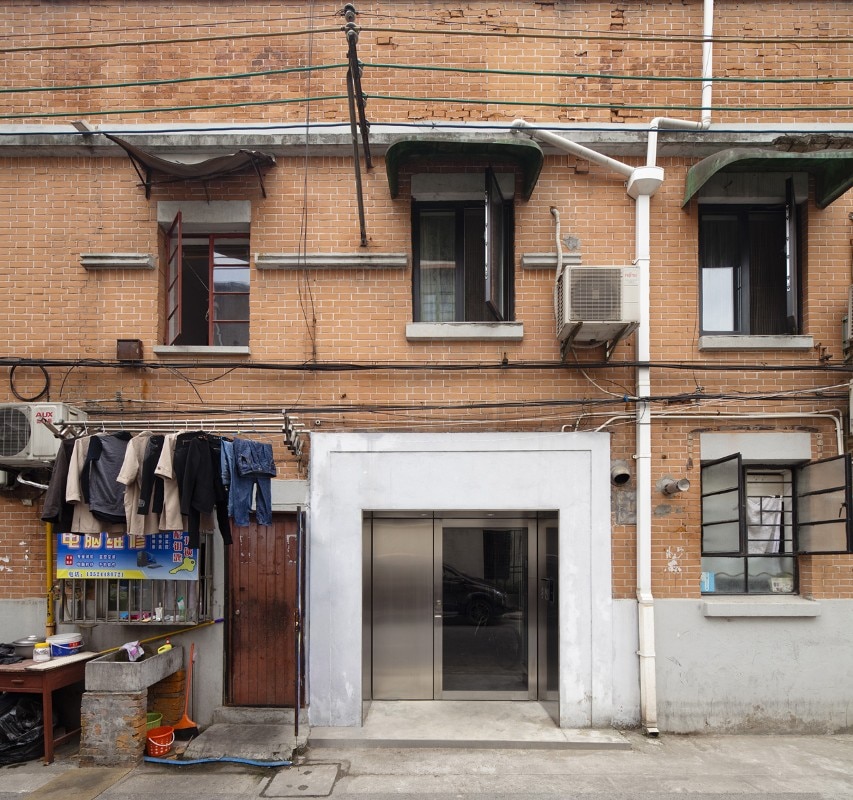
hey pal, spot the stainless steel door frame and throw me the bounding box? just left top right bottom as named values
left=435, top=516, right=537, bottom=701
left=367, top=512, right=549, bottom=703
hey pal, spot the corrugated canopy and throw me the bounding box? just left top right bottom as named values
left=682, top=147, right=853, bottom=209
left=385, top=137, right=544, bottom=200
left=105, top=134, right=276, bottom=198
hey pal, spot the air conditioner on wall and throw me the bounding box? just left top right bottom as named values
left=0, top=403, right=86, bottom=469
left=556, top=265, right=641, bottom=343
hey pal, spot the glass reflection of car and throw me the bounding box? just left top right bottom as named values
left=442, top=564, right=512, bottom=625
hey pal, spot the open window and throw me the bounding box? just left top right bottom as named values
left=700, top=453, right=853, bottom=594
left=164, top=210, right=250, bottom=347
left=413, top=170, right=514, bottom=323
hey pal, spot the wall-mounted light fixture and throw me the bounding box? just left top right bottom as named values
left=611, top=460, right=632, bottom=486
left=659, top=477, right=691, bottom=495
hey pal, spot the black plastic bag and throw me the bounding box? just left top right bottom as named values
left=0, top=693, right=45, bottom=765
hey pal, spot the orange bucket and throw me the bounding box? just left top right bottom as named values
left=146, top=725, right=175, bottom=757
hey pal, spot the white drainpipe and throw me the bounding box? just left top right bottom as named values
left=512, top=116, right=663, bottom=734
left=511, top=0, right=715, bottom=738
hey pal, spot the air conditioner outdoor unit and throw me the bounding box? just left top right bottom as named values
left=556, top=265, right=641, bottom=343
left=0, top=403, right=86, bottom=469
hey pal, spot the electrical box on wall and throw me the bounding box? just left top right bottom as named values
left=0, top=403, right=87, bottom=468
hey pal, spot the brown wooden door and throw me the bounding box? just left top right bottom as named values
left=227, top=513, right=300, bottom=706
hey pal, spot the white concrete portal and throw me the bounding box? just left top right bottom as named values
left=307, top=431, right=616, bottom=729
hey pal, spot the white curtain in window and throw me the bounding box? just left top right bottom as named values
left=747, top=495, right=782, bottom=554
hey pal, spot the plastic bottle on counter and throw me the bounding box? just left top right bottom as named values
left=33, top=642, right=51, bottom=662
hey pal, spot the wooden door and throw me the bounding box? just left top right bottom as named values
left=227, top=513, right=301, bottom=706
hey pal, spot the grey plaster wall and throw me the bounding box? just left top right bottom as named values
left=612, top=599, right=641, bottom=728
left=654, top=598, right=853, bottom=733
left=0, top=598, right=46, bottom=642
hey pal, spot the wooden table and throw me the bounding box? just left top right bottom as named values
left=0, top=651, right=96, bottom=764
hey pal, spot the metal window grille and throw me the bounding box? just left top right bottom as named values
left=56, top=541, right=213, bottom=626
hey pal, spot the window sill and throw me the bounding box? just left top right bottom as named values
left=699, top=335, right=814, bottom=351
left=81, top=253, right=154, bottom=270
left=406, top=322, right=524, bottom=341
left=152, top=345, right=250, bottom=357
left=701, top=596, right=821, bottom=618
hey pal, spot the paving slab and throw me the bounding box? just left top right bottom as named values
left=182, top=723, right=301, bottom=762
left=25, top=766, right=130, bottom=800
left=98, top=762, right=273, bottom=798
left=309, top=701, right=629, bottom=750
left=265, top=764, right=339, bottom=797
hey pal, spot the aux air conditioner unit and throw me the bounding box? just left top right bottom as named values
left=0, top=403, right=86, bottom=469
left=556, top=265, right=641, bottom=343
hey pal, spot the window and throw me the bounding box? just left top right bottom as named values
left=413, top=170, right=514, bottom=322
left=701, top=454, right=853, bottom=594
left=699, top=179, right=801, bottom=335
left=165, top=211, right=250, bottom=346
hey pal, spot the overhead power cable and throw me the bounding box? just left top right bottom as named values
left=0, top=26, right=342, bottom=54
left=3, top=23, right=852, bottom=55
left=3, top=61, right=849, bottom=99
left=4, top=357, right=853, bottom=375
left=0, top=95, right=349, bottom=121
left=5, top=94, right=852, bottom=122
left=0, top=63, right=346, bottom=96
left=361, top=62, right=853, bottom=85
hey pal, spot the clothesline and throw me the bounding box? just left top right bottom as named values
left=51, top=416, right=289, bottom=438
left=42, top=429, right=278, bottom=547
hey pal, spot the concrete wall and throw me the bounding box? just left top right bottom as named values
left=655, top=599, right=853, bottom=733
left=308, top=430, right=618, bottom=729
left=0, top=598, right=47, bottom=643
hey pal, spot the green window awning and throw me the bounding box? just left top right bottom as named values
left=683, top=147, right=853, bottom=209
left=385, top=137, right=544, bottom=200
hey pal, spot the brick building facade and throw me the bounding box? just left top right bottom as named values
left=1, top=0, right=852, bottom=735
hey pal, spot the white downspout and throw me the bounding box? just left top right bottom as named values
left=512, top=0, right=715, bottom=738
left=635, top=0, right=714, bottom=736
left=512, top=117, right=663, bottom=735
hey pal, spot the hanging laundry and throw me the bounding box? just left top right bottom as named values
left=117, top=432, right=163, bottom=535
left=65, top=435, right=125, bottom=535
left=223, top=437, right=277, bottom=527
left=84, top=432, right=132, bottom=524
left=40, top=438, right=75, bottom=532
left=172, top=432, right=232, bottom=549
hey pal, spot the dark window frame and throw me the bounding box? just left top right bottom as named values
left=699, top=179, right=803, bottom=336
left=411, top=169, right=515, bottom=323
left=700, top=453, right=853, bottom=595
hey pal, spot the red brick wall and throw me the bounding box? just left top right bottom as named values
left=1, top=1, right=852, bottom=601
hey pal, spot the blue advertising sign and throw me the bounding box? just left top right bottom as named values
left=56, top=531, right=199, bottom=580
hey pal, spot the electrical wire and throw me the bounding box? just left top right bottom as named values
left=0, top=63, right=347, bottom=95
left=4, top=62, right=850, bottom=99
left=5, top=356, right=853, bottom=374
left=0, top=94, right=350, bottom=122
left=4, top=22, right=853, bottom=55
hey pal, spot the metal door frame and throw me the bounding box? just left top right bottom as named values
left=365, top=511, right=551, bottom=702
left=434, top=516, right=537, bottom=700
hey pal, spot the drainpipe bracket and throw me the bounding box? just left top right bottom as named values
left=627, top=166, right=664, bottom=199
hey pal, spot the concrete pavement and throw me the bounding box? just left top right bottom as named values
left=3, top=731, right=853, bottom=799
